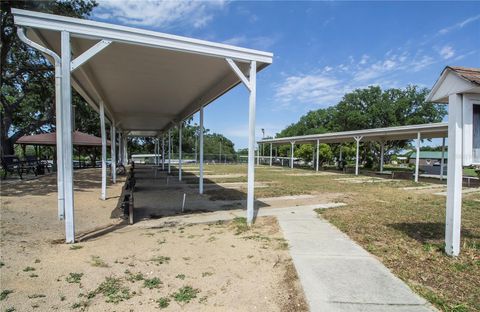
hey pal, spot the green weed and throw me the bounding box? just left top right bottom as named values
left=157, top=297, right=170, bottom=308
left=172, top=286, right=200, bottom=303
left=143, top=277, right=162, bottom=289
left=66, top=273, right=83, bottom=284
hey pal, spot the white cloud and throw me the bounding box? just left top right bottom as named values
left=438, top=14, right=480, bottom=35
left=93, top=0, right=226, bottom=29
left=223, top=34, right=279, bottom=50
left=275, top=49, right=439, bottom=109
left=275, top=74, right=341, bottom=107
left=439, top=45, right=455, bottom=59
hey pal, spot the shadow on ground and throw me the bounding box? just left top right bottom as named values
left=121, top=165, right=268, bottom=224
left=388, top=222, right=479, bottom=243
left=0, top=168, right=106, bottom=197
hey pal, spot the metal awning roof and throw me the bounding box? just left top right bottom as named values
left=12, top=9, right=273, bottom=135
left=258, top=123, right=448, bottom=145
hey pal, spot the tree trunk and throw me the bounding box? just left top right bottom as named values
left=1, top=137, right=15, bottom=156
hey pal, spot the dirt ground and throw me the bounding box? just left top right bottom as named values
left=0, top=168, right=308, bottom=311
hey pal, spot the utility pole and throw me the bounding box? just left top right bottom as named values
left=194, top=123, right=198, bottom=163
left=219, top=139, right=222, bottom=163
left=261, top=128, right=265, bottom=164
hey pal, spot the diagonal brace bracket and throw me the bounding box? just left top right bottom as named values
left=226, top=58, right=251, bottom=91
left=71, top=39, right=112, bottom=72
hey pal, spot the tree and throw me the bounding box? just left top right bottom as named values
left=1, top=0, right=98, bottom=156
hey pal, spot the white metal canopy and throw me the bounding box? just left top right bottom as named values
left=257, top=122, right=448, bottom=145
left=13, top=8, right=273, bottom=132
left=14, top=9, right=273, bottom=243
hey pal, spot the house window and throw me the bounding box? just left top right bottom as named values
left=473, top=104, right=480, bottom=164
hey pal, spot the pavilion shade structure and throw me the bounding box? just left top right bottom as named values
left=16, top=131, right=110, bottom=146
left=13, top=9, right=273, bottom=243
left=257, top=123, right=448, bottom=145
left=16, top=9, right=272, bottom=132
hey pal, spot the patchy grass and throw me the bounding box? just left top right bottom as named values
left=66, top=272, right=83, bottom=284
left=175, top=274, right=186, bottom=280
left=172, top=286, right=200, bottom=303
left=71, top=300, right=89, bottom=310
left=231, top=217, right=249, bottom=235
left=124, top=270, right=144, bottom=282
left=150, top=256, right=171, bottom=265
left=94, top=276, right=132, bottom=304
left=90, top=255, right=109, bottom=268
left=143, top=277, right=162, bottom=289
left=23, top=266, right=35, bottom=272
left=69, top=245, right=83, bottom=250
left=27, top=294, right=46, bottom=299
left=157, top=297, right=170, bottom=308
left=1, top=289, right=14, bottom=301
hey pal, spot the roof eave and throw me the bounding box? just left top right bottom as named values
left=12, top=8, right=274, bottom=64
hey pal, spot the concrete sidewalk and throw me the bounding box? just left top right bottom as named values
left=277, top=208, right=435, bottom=312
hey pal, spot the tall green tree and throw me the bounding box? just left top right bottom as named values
left=0, top=0, right=97, bottom=156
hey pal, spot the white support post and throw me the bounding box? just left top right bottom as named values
left=415, top=132, right=421, bottom=183
left=168, top=128, right=171, bottom=174
left=111, top=125, right=116, bottom=184
left=154, top=139, right=157, bottom=165
left=246, top=61, right=256, bottom=225
left=225, top=58, right=256, bottom=224
left=123, top=133, right=128, bottom=165
left=100, top=101, right=107, bottom=200
left=290, top=141, right=295, bottom=169
left=118, top=132, right=123, bottom=166
left=339, top=145, right=343, bottom=161
left=269, top=143, right=273, bottom=166
left=199, top=107, right=204, bottom=194
left=257, top=145, right=260, bottom=165
left=445, top=94, right=463, bottom=256
left=316, top=139, right=320, bottom=172
left=380, top=141, right=385, bottom=173
left=61, top=31, right=75, bottom=243
left=354, top=136, right=362, bottom=176
left=440, top=137, right=446, bottom=181
left=55, top=46, right=64, bottom=220
left=178, top=122, right=182, bottom=181
left=161, top=135, right=165, bottom=171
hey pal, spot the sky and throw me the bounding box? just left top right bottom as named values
left=91, top=1, right=480, bottom=149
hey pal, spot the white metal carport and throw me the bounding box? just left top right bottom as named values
left=258, top=122, right=448, bottom=181
left=13, top=9, right=273, bottom=243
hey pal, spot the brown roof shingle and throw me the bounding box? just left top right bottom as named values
left=16, top=131, right=111, bottom=146
left=447, top=66, right=480, bottom=85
